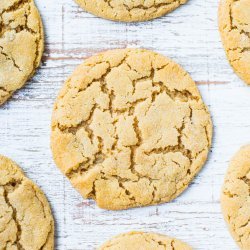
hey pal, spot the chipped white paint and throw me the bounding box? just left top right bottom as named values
left=0, top=0, right=249, bottom=249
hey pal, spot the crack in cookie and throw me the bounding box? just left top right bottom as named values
left=221, top=145, right=250, bottom=250
left=0, top=155, right=54, bottom=250
left=75, top=0, right=188, bottom=22
left=0, top=0, right=44, bottom=105
left=219, top=0, right=250, bottom=85
left=98, top=231, right=192, bottom=249
left=51, top=49, right=212, bottom=210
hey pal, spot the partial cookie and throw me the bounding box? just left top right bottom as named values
left=51, top=48, right=212, bottom=210
left=98, top=231, right=192, bottom=250
left=0, top=0, right=44, bottom=105
left=75, top=0, right=187, bottom=22
left=218, top=0, right=250, bottom=85
left=221, top=145, right=250, bottom=250
left=0, top=155, right=54, bottom=249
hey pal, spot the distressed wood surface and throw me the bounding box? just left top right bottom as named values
left=0, top=0, right=249, bottom=249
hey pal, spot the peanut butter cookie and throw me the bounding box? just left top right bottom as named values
left=51, top=49, right=212, bottom=210
left=98, top=231, right=192, bottom=250
left=0, top=155, right=54, bottom=249
left=75, top=0, right=187, bottom=22
left=221, top=145, right=250, bottom=250
left=219, top=0, right=250, bottom=85
left=0, top=0, right=44, bottom=105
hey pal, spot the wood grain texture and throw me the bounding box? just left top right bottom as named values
left=0, top=0, right=249, bottom=249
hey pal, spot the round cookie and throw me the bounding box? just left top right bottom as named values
left=98, top=231, right=192, bottom=250
left=0, top=155, right=54, bottom=249
left=75, top=0, right=188, bottom=22
left=218, top=0, right=250, bottom=85
left=51, top=48, right=212, bottom=210
left=0, top=0, right=44, bottom=105
left=221, top=145, right=250, bottom=250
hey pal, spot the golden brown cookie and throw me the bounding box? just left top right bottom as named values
left=218, top=0, right=250, bottom=85
left=51, top=48, right=212, bottom=210
left=98, top=231, right=192, bottom=250
left=0, top=0, right=44, bottom=105
left=0, top=155, right=54, bottom=249
left=221, top=145, right=250, bottom=250
left=75, top=0, right=188, bottom=22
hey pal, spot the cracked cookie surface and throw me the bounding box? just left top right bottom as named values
left=221, top=145, right=250, bottom=250
left=98, top=231, right=192, bottom=249
left=219, top=0, right=250, bottom=85
left=0, top=0, right=44, bottom=105
left=75, top=0, right=187, bottom=22
left=51, top=48, right=212, bottom=210
left=0, top=155, right=54, bottom=250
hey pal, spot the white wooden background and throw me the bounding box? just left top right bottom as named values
left=1, top=0, right=249, bottom=249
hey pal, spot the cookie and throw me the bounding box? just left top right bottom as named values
left=221, top=145, right=250, bottom=250
left=51, top=48, right=212, bottom=210
left=75, top=0, right=187, bottom=22
left=218, top=0, right=250, bottom=85
left=0, top=0, right=44, bottom=105
left=0, top=155, right=54, bottom=249
left=98, top=231, right=192, bottom=250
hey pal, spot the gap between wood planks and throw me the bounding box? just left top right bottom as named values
left=196, top=81, right=228, bottom=85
